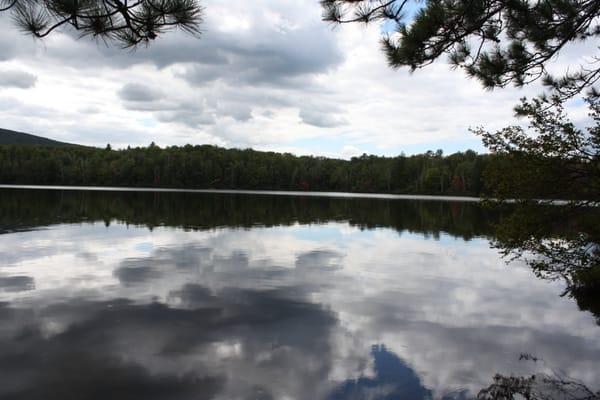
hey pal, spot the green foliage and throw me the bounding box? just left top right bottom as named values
left=473, top=95, right=600, bottom=202
left=476, top=94, right=600, bottom=308
left=0, top=143, right=492, bottom=196
left=322, top=0, right=600, bottom=98
left=0, top=0, right=203, bottom=47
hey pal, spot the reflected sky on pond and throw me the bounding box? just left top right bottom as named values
left=0, top=191, right=599, bottom=399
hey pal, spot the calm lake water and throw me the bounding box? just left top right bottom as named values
left=0, top=188, right=598, bottom=399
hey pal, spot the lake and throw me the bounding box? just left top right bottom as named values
left=0, top=187, right=598, bottom=399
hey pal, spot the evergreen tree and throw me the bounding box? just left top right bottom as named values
left=322, top=0, right=600, bottom=99
left=0, top=0, right=203, bottom=47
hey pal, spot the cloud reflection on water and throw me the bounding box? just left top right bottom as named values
left=0, top=219, right=599, bottom=399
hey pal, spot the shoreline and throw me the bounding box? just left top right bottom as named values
left=0, top=184, right=483, bottom=202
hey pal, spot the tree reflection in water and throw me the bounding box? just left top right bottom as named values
left=478, top=356, right=600, bottom=400
left=479, top=201, right=600, bottom=400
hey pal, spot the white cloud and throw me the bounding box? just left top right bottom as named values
left=340, top=145, right=362, bottom=158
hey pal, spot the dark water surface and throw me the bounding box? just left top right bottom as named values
left=0, top=188, right=598, bottom=399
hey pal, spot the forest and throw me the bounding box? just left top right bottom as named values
left=0, top=143, right=495, bottom=196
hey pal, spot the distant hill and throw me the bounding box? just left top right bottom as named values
left=0, top=128, right=77, bottom=147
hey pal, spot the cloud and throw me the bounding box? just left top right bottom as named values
left=177, top=21, right=343, bottom=88
left=217, top=102, right=253, bottom=122
left=0, top=70, right=37, bottom=89
left=295, top=250, right=343, bottom=269
left=156, top=108, right=216, bottom=127
left=118, top=83, right=163, bottom=102
left=0, top=19, right=36, bottom=62
left=0, top=276, right=35, bottom=292
left=0, top=299, right=225, bottom=399
left=340, top=145, right=362, bottom=158
left=0, top=286, right=339, bottom=399
left=299, top=108, right=347, bottom=128
left=113, top=263, right=163, bottom=287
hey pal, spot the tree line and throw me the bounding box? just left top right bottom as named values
left=0, top=143, right=497, bottom=196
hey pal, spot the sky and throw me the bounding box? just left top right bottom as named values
left=0, top=0, right=591, bottom=158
